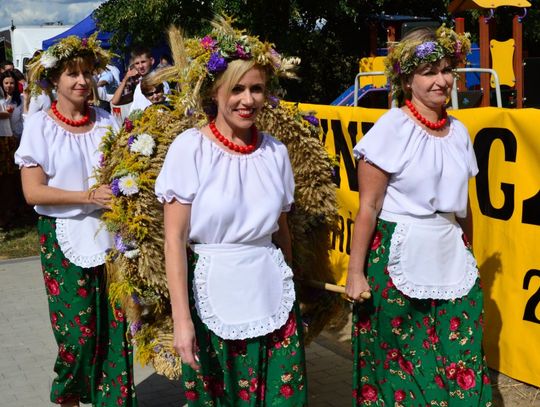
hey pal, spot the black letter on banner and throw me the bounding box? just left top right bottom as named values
left=361, top=122, right=375, bottom=135
left=331, top=215, right=345, bottom=253
left=523, top=269, right=540, bottom=324
left=346, top=215, right=354, bottom=255
left=473, top=128, right=516, bottom=220
left=320, top=119, right=340, bottom=186
left=331, top=120, right=358, bottom=191
left=522, top=190, right=540, bottom=226
left=320, top=119, right=328, bottom=145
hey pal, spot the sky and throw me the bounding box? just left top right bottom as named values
left=0, top=0, right=106, bottom=29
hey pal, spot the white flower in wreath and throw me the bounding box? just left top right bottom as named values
left=130, top=133, right=155, bottom=156
left=40, top=52, right=59, bottom=69
left=118, top=174, right=139, bottom=196
left=124, top=249, right=140, bottom=259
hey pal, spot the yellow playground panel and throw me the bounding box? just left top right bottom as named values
left=449, top=0, right=531, bottom=11
left=490, top=39, right=516, bottom=87
left=358, top=56, right=387, bottom=88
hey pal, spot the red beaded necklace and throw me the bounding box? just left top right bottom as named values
left=51, top=101, right=91, bottom=127
left=405, top=99, right=448, bottom=130
left=209, top=121, right=258, bottom=154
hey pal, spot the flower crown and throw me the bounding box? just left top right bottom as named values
left=152, top=15, right=301, bottom=115
left=27, top=33, right=112, bottom=92
left=384, top=25, right=471, bottom=102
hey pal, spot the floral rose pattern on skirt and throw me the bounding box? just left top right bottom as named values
left=352, top=218, right=492, bottom=406
left=181, top=251, right=307, bottom=406
left=38, top=216, right=137, bottom=406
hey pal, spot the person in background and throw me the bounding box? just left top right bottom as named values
left=13, top=69, right=26, bottom=93
left=95, top=64, right=120, bottom=112
left=110, top=47, right=169, bottom=113
left=156, top=54, right=171, bottom=70
left=1, top=60, right=14, bottom=72
left=0, top=71, right=21, bottom=228
left=15, top=34, right=137, bottom=407
left=346, top=26, right=492, bottom=406
left=140, top=74, right=168, bottom=108
left=0, top=70, right=24, bottom=138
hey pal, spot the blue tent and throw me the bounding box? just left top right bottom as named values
left=42, top=14, right=111, bottom=49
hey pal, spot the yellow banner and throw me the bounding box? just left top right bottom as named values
left=298, top=104, right=540, bottom=387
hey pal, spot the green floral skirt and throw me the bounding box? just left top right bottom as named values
left=181, top=251, right=308, bottom=406
left=38, top=216, right=137, bottom=406
left=352, top=218, right=492, bottom=406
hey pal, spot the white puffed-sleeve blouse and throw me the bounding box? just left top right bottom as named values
left=155, top=128, right=295, bottom=244
left=353, top=108, right=478, bottom=218
left=14, top=108, right=119, bottom=218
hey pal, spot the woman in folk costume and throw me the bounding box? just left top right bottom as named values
left=154, top=19, right=309, bottom=405
left=15, top=35, right=137, bottom=407
left=345, top=26, right=493, bottom=405
left=95, top=15, right=337, bottom=403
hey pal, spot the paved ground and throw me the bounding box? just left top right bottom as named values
left=0, top=257, right=351, bottom=407
left=1, top=257, right=539, bottom=406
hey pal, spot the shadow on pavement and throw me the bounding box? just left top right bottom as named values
left=136, top=373, right=185, bottom=407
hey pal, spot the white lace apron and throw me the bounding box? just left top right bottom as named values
left=56, top=212, right=113, bottom=268
left=380, top=210, right=478, bottom=300
left=191, top=238, right=295, bottom=340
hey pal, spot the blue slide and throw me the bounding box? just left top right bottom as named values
left=331, top=84, right=375, bottom=106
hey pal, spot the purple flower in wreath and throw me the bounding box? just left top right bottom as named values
left=236, top=44, right=250, bottom=59
left=415, top=41, right=437, bottom=59
left=207, top=52, right=228, bottom=74
left=81, top=38, right=88, bottom=47
left=131, top=293, right=141, bottom=305
left=268, top=95, right=280, bottom=108
left=129, top=320, right=142, bottom=336
left=114, top=233, right=128, bottom=253
left=38, top=78, right=50, bottom=88
left=200, top=35, right=216, bottom=50
left=269, top=48, right=281, bottom=68
left=303, top=114, right=319, bottom=127
left=111, top=178, right=121, bottom=197
left=393, top=61, right=401, bottom=75
left=98, top=153, right=105, bottom=168
left=127, top=135, right=136, bottom=146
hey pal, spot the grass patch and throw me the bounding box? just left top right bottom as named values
left=0, top=224, right=39, bottom=260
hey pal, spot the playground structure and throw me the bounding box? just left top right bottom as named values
left=332, top=0, right=534, bottom=109
left=450, top=0, right=532, bottom=108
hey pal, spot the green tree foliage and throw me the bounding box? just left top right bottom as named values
left=94, top=0, right=213, bottom=50
left=94, top=0, right=540, bottom=103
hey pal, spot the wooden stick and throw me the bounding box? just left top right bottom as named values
left=301, top=279, right=346, bottom=294
left=300, top=279, right=372, bottom=299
